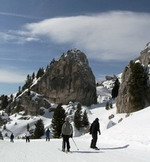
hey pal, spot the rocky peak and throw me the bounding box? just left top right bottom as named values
left=144, top=42, right=150, bottom=51
left=32, top=49, right=97, bottom=106
left=138, top=42, right=150, bottom=65
left=60, top=49, right=89, bottom=66
left=116, top=43, right=150, bottom=113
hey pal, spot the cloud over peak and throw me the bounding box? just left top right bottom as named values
left=22, top=11, right=150, bottom=61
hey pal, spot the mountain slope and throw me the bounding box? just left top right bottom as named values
left=1, top=105, right=150, bottom=162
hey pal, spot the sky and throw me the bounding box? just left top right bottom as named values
left=1, top=0, right=150, bottom=95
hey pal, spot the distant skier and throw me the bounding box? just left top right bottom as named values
left=10, top=133, right=14, bottom=142
left=25, top=131, right=30, bottom=142
left=61, top=117, right=73, bottom=152
left=0, top=131, right=3, bottom=140
left=45, top=128, right=51, bottom=141
left=90, top=118, right=101, bottom=150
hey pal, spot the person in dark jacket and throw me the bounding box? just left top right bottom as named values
left=45, top=128, right=51, bottom=141
left=25, top=131, right=30, bottom=142
left=10, top=133, right=14, bottom=142
left=90, top=118, right=101, bottom=149
left=61, top=117, right=73, bottom=152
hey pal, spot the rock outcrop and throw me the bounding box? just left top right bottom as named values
left=32, top=49, right=97, bottom=106
left=116, top=43, right=150, bottom=113
left=9, top=49, right=97, bottom=115
left=19, top=91, right=51, bottom=115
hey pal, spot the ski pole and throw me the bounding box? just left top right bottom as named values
left=72, top=138, right=79, bottom=150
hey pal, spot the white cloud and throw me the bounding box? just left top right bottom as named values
left=0, top=31, right=39, bottom=44
left=24, top=11, right=150, bottom=61
left=0, top=11, right=43, bottom=19
left=0, top=70, right=26, bottom=83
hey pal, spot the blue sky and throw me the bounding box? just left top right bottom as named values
left=1, top=0, right=150, bottom=95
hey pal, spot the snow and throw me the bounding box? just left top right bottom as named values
left=97, top=86, right=111, bottom=103
left=1, top=82, right=150, bottom=162
left=1, top=103, right=150, bottom=162
left=135, top=59, right=141, bottom=64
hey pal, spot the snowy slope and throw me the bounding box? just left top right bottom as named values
left=101, top=107, right=150, bottom=145
left=1, top=105, right=150, bottom=162
left=1, top=80, right=150, bottom=162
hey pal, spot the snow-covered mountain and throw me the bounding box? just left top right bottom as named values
left=1, top=74, right=150, bottom=162
left=0, top=96, right=150, bottom=162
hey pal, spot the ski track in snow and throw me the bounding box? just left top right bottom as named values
left=0, top=137, right=150, bottom=162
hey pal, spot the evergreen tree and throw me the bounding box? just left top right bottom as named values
left=36, top=68, right=44, bottom=79
left=10, top=94, right=13, bottom=102
left=16, top=86, right=22, bottom=97
left=109, top=101, right=113, bottom=109
left=32, top=72, right=35, bottom=80
left=22, top=74, right=33, bottom=91
left=51, top=104, right=66, bottom=138
left=33, top=119, right=45, bottom=139
left=111, top=78, right=120, bottom=99
left=18, top=86, right=21, bottom=94
left=74, top=103, right=83, bottom=130
left=6, top=106, right=11, bottom=116
left=1, top=95, right=8, bottom=110
left=82, top=110, right=89, bottom=128
left=3, top=124, right=6, bottom=130
left=27, top=123, right=30, bottom=131
left=0, top=131, right=3, bottom=140
left=129, top=61, right=148, bottom=111
left=105, top=101, right=110, bottom=110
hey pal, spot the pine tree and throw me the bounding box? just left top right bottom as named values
left=82, top=110, right=89, bottom=128
left=16, top=86, right=22, bottom=97
left=27, top=123, right=30, bottom=131
left=1, top=95, right=8, bottom=110
left=3, top=124, right=6, bottom=130
left=109, top=101, right=113, bottom=109
left=34, top=119, right=45, bottom=139
left=22, top=74, right=33, bottom=91
left=36, top=68, right=44, bottom=79
left=111, top=78, right=120, bottom=99
left=10, top=94, right=13, bottom=102
left=105, top=101, right=109, bottom=110
left=32, top=72, right=35, bottom=80
left=129, top=61, right=148, bottom=111
left=51, top=104, right=66, bottom=138
left=74, top=103, right=83, bottom=130
left=0, top=131, right=3, bottom=140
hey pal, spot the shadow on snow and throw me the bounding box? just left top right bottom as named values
left=72, top=144, right=129, bottom=153
left=72, top=150, right=103, bottom=154
left=100, top=144, right=130, bottom=150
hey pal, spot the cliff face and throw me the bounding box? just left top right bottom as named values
left=116, top=43, right=150, bottom=113
left=116, top=65, right=134, bottom=113
left=32, top=49, right=97, bottom=106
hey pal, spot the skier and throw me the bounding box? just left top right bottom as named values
left=61, top=117, right=73, bottom=152
left=90, top=118, right=101, bottom=150
left=10, top=133, right=14, bottom=142
left=25, top=131, right=30, bottom=142
left=45, top=128, right=51, bottom=141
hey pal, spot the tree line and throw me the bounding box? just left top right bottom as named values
left=29, top=103, right=90, bottom=139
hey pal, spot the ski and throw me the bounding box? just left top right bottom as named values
left=58, top=148, right=72, bottom=153
left=90, top=147, right=100, bottom=150
left=94, top=148, right=100, bottom=150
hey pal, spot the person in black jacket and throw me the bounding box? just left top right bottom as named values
left=45, top=128, right=51, bottom=141
left=10, top=133, right=14, bottom=142
left=90, top=118, right=101, bottom=149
